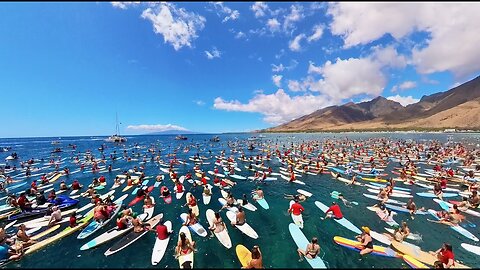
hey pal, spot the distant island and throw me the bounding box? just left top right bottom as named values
left=263, top=76, right=480, bottom=133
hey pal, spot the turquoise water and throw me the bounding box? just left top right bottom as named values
left=1, top=133, right=479, bottom=268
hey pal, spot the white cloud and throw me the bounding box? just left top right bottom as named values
left=302, top=57, right=386, bottom=100
left=307, top=61, right=322, bottom=75
left=370, top=45, right=407, bottom=69
left=140, top=3, right=206, bottom=51
left=205, top=47, right=221, bottom=59
left=283, top=4, right=305, bottom=32
left=213, top=89, right=334, bottom=124
left=194, top=100, right=205, bottom=106
left=272, top=75, right=283, bottom=87
left=307, top=24, right=323, bottom=42
left=111, top=2, right=140, bottom=9
left=289, top=34, right=306, bottom=52
left=275, top=49, right=285, bottom=59
left=287, top=80, right=307, bottom=92
left=211, top=2, right=240, bottom=23
left=127, top=124, right=189, bottom=132
left=234, top=31, right=246, bottom=39
left=271, top=60, right=298, bottom=72
left=327, top=2, right=480, bottom=79
left=267, top=18, right=281, bottom=32
left=250, top=2, right=269, bottom=18
left=386, top=95, right=420, bottom=106
left=272, top=63, right=285, bottom=72
left=399, top=81, right=417, bottom=90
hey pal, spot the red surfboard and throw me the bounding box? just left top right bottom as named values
left=128, top=186, right=155, bottom=206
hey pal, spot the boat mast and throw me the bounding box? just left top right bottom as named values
left=115, top=112, right=119, bottom=136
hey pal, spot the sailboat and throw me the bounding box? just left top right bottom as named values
left=105, top=113, right=127, bottom=143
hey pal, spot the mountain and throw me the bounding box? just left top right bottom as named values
left=265, top=76, right=480, bottom=132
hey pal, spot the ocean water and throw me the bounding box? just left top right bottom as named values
left=1, top=133, right=479, bottom=268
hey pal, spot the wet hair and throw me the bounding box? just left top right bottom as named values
left=434, top=261, right=445, bottom=269
left=251, top=246, right=261, bottom=259
left=214, top=212, right=220, bottom=219
left=443, top=243, right=452, bottom=251
left=312, top=237, right=318, bottom=244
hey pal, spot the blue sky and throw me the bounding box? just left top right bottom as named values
left=0, top=2, right=479, bottom=138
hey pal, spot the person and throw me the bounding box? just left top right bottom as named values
left=399, top=221, right=410, bottom=240
left=337, top=193, right=353, bottom=207
left=434, top=260, right=445, bottom=269
left=208, top=211, right=226, bottom=237
left=59, top=181, right=68, bottom=190
left=221, top=193, right=236, bottom=211
left=377, top=188, right=389, bottom=203
left=17, top=193, right=32, bottom=212
left=150, top=219, right=172, bottom=240
left=160, top=186, right=170, bottom=198
left=283, top=193, right=307, bottom=202
left=468, top=190, right=479, bottom=208
left=93, top=201, right=109, bottom=223
left=406, top=198, right=425, bottom=219
left=48, top=206, right=62, bottom=226
left=35, top=190, right=48, bottom=206
left=69, top=212, right=77, bottom=228
left=297, top=237, right=320, bottom=262
left=16, top=224, right=36, bottom=246
left=240, top=194, right=250, bottom=206
left=175, top=181, right=184, bottom=194
left=288, top=198, right=305, bottom=217
left=116, top=214, right=130, bottom=230
left=434, top=182, right=443, bottom=201
left=203, top=185, right=211, bottom=196
left=175, top=231, right=196, bottom=260
left=184, top=193, right=197, bottom=214
left=183, top=209, right=198, bottom=226
left=252, top=187, right=264, bottom=200
left=0, top=239, right=22, bottom=262
left=143, top=194, right=154, bottom=209
left=324, top=202, right=343, bottom=219
left=71, top=180, right=81, bottom=190
left=355, top=226, right=374, bottom=256
left=432, top=243, right=455, bottom=269
left=242, top=245, right=263, bottom=269
left=132, top=215, right=148, bottom=233
left=82, top=186, right=96, bottom=198
left=231, top=205, right=246, bottom=226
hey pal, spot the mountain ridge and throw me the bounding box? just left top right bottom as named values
left=264, top=76, right=480, bottom=132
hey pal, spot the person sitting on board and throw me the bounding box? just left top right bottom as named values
left=468, top=190, right=479, bottom=208
left=377, top=188, right=389, bottom=203
left=47, top=206, right=62, bottom=226
left=434, top=211, right=460, bottom=226
left=160, top=186, right=171, bottom=198
left=136, top=186, right=147, bottom=198
left=82, top=186, right=96, bottom=198
left=59, top=181, right=68, bottom=190
left=175, top=231, right=196, bottom=259
left=324, top=202, right=343, bottom=220
left=149, top=219, right=172, bottom=240
left=221, top=193, right=236, bottom=211
left=183, top=209, right=198, bottom=227
left=208, top=211, right=226, bottom=237
left=132, top=214, right=149, bottom=233
left=175, top=181, right=184, bottom=194
left=251, top=187, right=264, bottom=201
left=98, top=175, right=106, bottom=183
left=202, top=185, right=211, bottom=197
left=231, top=206, right=246, bottom=226
left=0, top=238, right=23, bottom=262
left=296, top=237, right=320, bottom=262
left=355, top=226, right=374, bottom=256
left=288, top=198, right=304, bottom=217
left=448, top=204, right=465, bottom=223
left=433, top=182, right=444, bottom=200
left=16, top=224, right=36, bottom=247
left=184, top=193, right=197, bottom=214
left=242, top=245, right=263, bottom=269
left=431, top=243, right=455, bottom=269
left=468, top=181, right=478, bottom=194
left=116, top=214, right=130, bottom=230
left=289, top=171, right=296, bottom=182
left=143, top=194, right=154, bottom=210
left=348, top=173, right=357, bottom=186
left=71, top=180, right=81, bottom=190
left=17, top=193, right=33, bottom=212
left=68, top=211, right=78, bottom=228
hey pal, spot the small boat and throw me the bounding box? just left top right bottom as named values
left=175, top=135, right=188, bottom=140
left=210, top=136, right=220, bottom=142
left=105, top=113, right=127, bottom=143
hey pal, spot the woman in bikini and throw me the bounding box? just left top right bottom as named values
left=175, top=231, right=196, bottom=258
left=297, top=237, right=320, bottom=262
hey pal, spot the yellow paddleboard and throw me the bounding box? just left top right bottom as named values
left=121, top=178, right=139, bottom=192
left=31, top=224, right=60, bottom=241
left=236, top=244, right=252, bottom=267
left=49, top=173, right=63, bottom=183
left=402, top=254, right=429, bottom=269
left=26, top=210, right=94, bottom=255
left=195, top=172, right=202, bottom=178
left=361, top=177, right=387, bottom=183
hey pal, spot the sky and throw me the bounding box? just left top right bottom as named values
left=0, top=2, right=479, bottom=138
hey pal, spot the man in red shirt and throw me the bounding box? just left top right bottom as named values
left=151, top=220, right=172, bottom=240
left=325, top=202, right=343, bottom=219
left=433, top=243, right=455, bottom=268
left=17, top=193, right=33, bottom=211
left=288, top=199, right=304, bottom=216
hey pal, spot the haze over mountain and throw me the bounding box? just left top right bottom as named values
left=265, top=76, right=480, bottom=132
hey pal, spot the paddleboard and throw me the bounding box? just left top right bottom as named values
left=288, top=223, right=327, bottom=268
left=334, top=236, right=399, bottom=257
left=180, top=213, right=207, bottom=237
left=151, top=220, right=172, bottom=265
left=177, top=225, right=194, bottom=269
left=226, top=210, right=258, bottom=239
left=236, top=244, right=252, bottom=267
left=206, top=209, right=232, bottom=249
left=315, top=201, right=361, bottom=234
